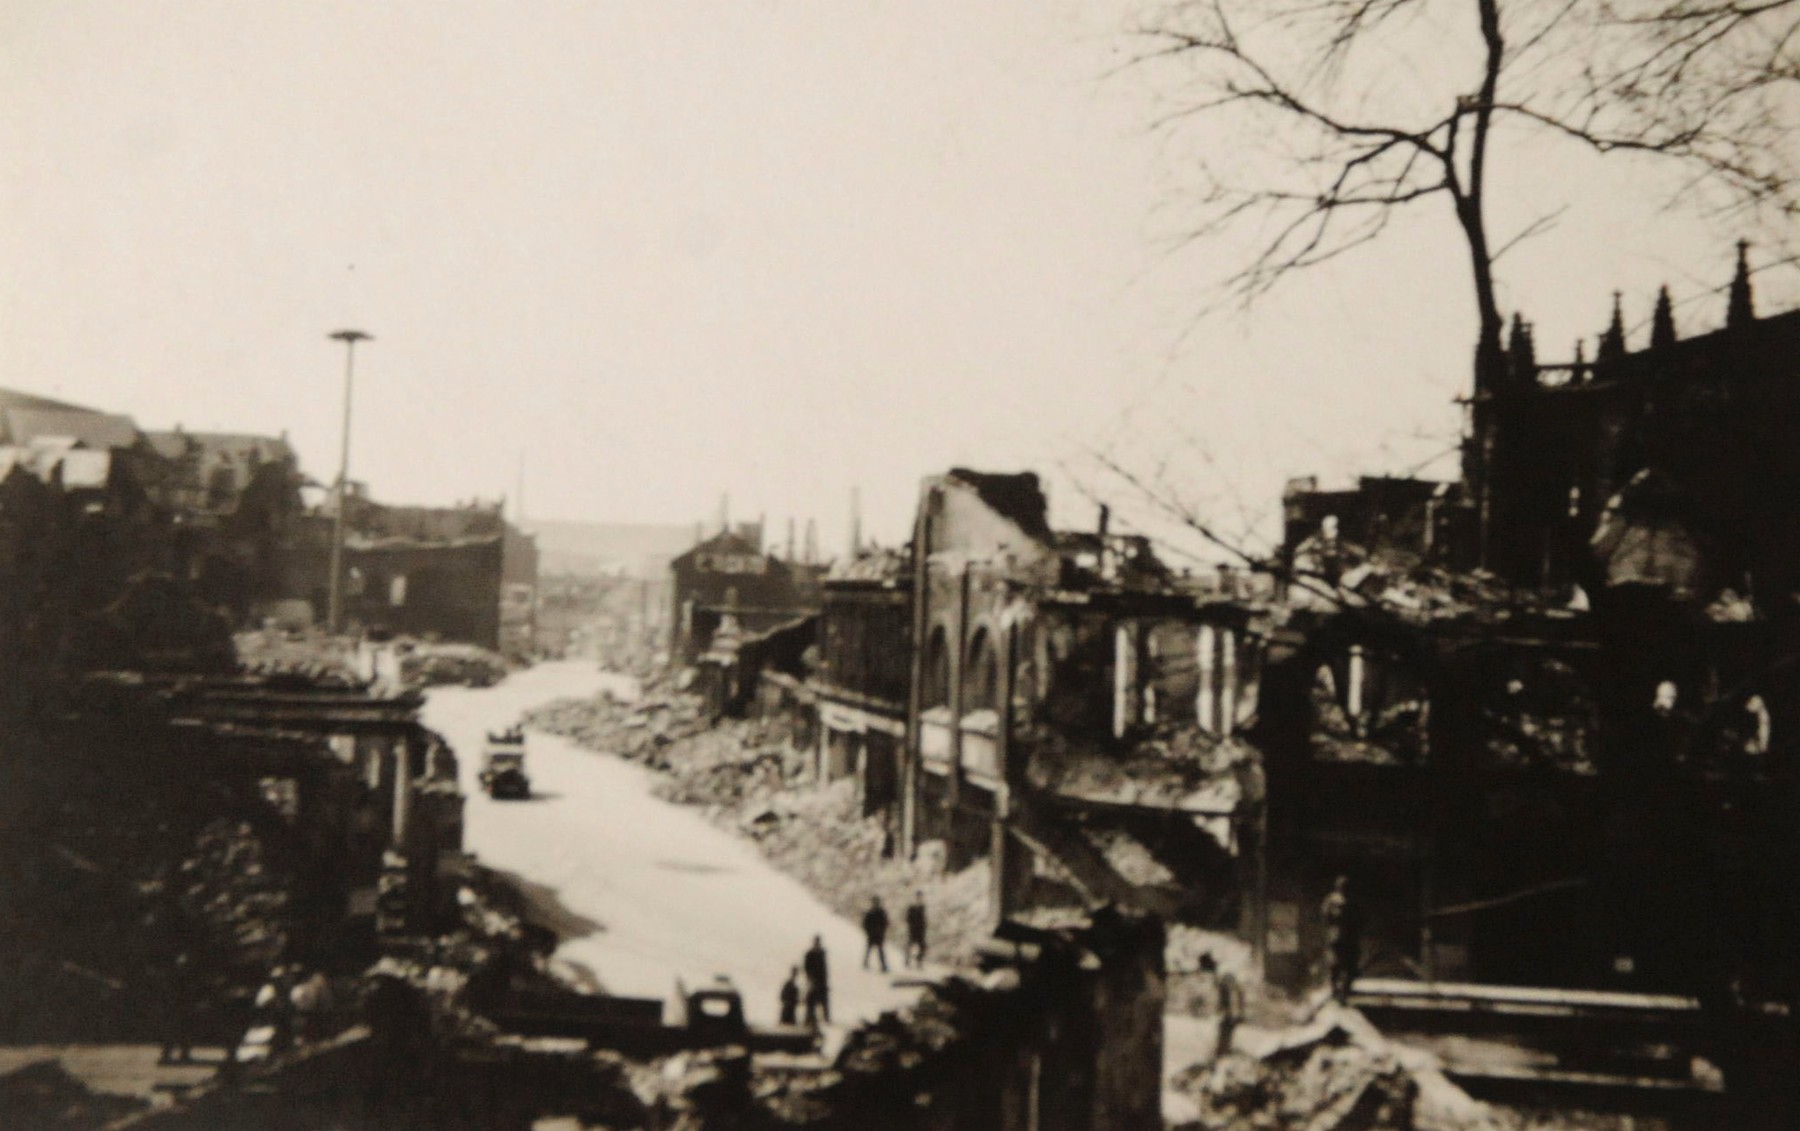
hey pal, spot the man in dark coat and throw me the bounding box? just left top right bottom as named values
left=802, top=936, right=830, bottom=1027
left=904, top=892, right=928, bottom=968
left=1321, top=875, right=1363, bottom=1004
left=861, top=897, right=890, bottom=973
left=155, top=951, right=197, bottom=1065
left=778, top=967, right=801, bottom=1027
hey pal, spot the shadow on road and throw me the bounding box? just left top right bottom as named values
left=485, top=868, right=605, bottom=943
left=653, top=859, right=735, bottom=876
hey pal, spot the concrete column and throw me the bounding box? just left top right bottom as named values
left=1113, top=623, right=1136, bottom=739
left=390, top=737, right=412, bottom=851
left=945, top=566, right=970, bottom=869
left=992, top=616, right=1021, bottom=923
left=1220, top=628, right=1238, bottom=734
left=901, top=498, right=935, bottom=860
left=948, top=567, right=969, bottom=810
left=1197, top=625, right=1217, bottom=733
left=1143, top=629, right=1158, bottom=724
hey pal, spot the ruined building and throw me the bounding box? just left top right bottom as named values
left=285, top=488, right=540, bottom=656
left=669, top=522, right=825, bottom=665
left=777, top=258, right=1799, bottom=1048
left=801, top=470, right=1265, bottom=953
left=1253, top=250, right=1800, bottom=1018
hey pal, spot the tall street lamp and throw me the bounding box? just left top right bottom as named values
left=327, top=329, right=372, bottom=634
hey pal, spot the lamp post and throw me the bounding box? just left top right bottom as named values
left=327, top=329, right=372, bottom=634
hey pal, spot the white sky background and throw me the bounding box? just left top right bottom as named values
left=3, top=0, right=1795, bottom=562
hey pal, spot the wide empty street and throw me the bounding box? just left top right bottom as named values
left=423, top=661, right=925, bottom=1031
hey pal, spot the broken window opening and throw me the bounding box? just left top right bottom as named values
left=965, top=628, right=998, bottom=713
left=924, top=626, right=951, bottom=709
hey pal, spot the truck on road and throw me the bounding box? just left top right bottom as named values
left=479, top=727, right=532, bottom=800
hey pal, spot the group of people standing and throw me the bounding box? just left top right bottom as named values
left=858, top=892, right=928, bottom=973
left=777, top=891, right=930, bottom=1029
left=779, top=936, right=833, bottom=1028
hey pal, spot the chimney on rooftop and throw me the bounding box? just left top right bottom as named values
left=850, top=487, right=863, bottom=558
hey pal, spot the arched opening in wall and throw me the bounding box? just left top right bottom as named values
left=925, top=626, right=951, bottom=709
left=1308, top=643, right=1427, bottom=766
left=965, top=628, right=998, bottom=712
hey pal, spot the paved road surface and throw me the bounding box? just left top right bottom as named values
left=423, top=661, right=925, bottom=1031
left=0, top=1045, right=218, bottom=1109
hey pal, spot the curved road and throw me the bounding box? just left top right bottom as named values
left=423, top=661, right=925, bottom=1032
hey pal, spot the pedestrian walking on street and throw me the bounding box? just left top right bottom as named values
left=861, top=896, right=890, bottom=973
left=1195, top=950, right=1238, bottom=1058
left=802, top=936, right=830, bottom=1027
left=1321, top=875, right=1363, bottom=1005
left=155, top=951, right=196, bottom=1065
left=904, top=891, right=928, bottom=969
left=779, top=967, right=801, bottom=1027
left=1215, top=962, right=1244, bottom=1060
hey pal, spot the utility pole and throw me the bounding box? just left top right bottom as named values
left=327, top=329, right=372, bottom=634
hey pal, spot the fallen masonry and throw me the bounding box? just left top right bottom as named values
left=122, top=906, right=1167, bottom=1131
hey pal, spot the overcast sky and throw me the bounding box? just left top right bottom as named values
left=4, top=1, right=1793, bottom=560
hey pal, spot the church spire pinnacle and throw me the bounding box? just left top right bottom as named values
left=1728, top=239, right=1756, bottom=328
left=1598, top=291, right=1626, bottom=362
left=1651, top=285, right=1677, bottom=349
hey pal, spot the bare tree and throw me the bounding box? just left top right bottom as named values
left=1135, top=0, right=1797, bottom=396
left=1589, top=1, right=1799, bottom=217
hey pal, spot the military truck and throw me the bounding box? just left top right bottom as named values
left=479, top=727, right=531, bottom=800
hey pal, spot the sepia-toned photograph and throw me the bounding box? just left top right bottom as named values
left=1, top=2, right=1797, bottom=1128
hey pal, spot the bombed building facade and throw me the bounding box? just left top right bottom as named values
left=1209, top=257, right=1800, bottom=1017
left=278, top=490, right=539, bottom=656
left=707, top=254, right=1800, bottom=1065
left=0, top=388, right=539, bottom=657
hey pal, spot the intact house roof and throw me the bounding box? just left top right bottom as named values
left=144, top=430, right=296, bottom=467
left=671, top=528, right=765, bottom=569
left=0, top=387, right=113, bottom=414
left=0, top=406, right=141, bottom=451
